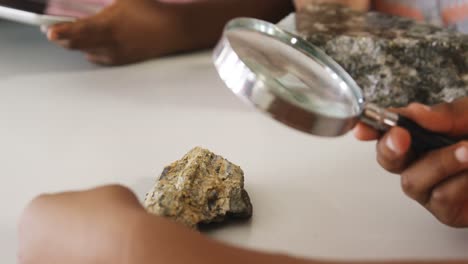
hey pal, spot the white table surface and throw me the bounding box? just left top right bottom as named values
left=1, top=21, right=467, bottom=263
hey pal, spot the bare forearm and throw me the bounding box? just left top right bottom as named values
left=160, top=0, right=294, bottom=52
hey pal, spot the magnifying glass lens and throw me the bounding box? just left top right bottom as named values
left=227, top=29, right=361, bottom=119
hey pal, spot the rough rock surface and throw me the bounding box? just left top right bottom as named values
left=295, top=3, right=467, bottom=107
left=144, top=147, right=252, bottom=229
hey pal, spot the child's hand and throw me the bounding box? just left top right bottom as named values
left=354, top=97, right=468, bottom=228
left=18, top=185, right=148, bottom=264
left=17, top=185, right=299, bottom=264
left=46, top=0, right=187, bottom=65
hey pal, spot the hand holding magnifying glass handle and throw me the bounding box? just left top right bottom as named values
left=360, top=103, right=460, bottom=153
left=355, top=96, right=468, bottom=228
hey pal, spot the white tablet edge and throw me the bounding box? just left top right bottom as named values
left=0, top=5, right=75, bottom=26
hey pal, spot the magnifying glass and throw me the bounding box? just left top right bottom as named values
left=213, top=18, right=458, bottom=153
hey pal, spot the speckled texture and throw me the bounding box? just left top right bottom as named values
left=144, top=147, right=252, bottom=229
left=296, top=3, right=467, bottom=107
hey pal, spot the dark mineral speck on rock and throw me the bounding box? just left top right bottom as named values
left=295, top=3, right=467, bottom=107
left=144, top=147, right=253, bottom=229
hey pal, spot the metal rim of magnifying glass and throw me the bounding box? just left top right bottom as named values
left=213, top=18, right=366, bottom=137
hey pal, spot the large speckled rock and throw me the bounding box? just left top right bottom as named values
left=294, top=3, right=467, bottom=107
left=144, top=147, right=252, bottom=229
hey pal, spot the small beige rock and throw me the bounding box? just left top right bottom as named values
left=144, top=147, right=253, bottom=229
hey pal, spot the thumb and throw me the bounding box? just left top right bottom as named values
left=376, top=126, right=413, bottom=173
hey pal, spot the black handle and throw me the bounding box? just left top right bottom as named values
left=397, top=115, right=458, bottom=153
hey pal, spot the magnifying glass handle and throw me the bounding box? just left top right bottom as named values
left=361, top=104, right=458, bottom=153
left=396, top=115, right=458, bottom=153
